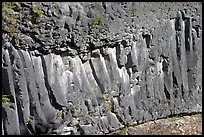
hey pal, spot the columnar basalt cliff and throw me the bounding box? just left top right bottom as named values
left=2, top=2, right=202, bottom=135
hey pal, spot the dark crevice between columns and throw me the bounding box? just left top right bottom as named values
left=115, top=44, right=122, bottom=68
left=164, top=85, right=171, bottom=101
left=175, top=32, right=181, bottom=60
left=142, top=34, right=151, bottom=48
left=89, top=59, right=105, bottom=92
left=40, top=56, right=65, bottom=110
left=125, top=53, right=133, bottom=78
left=184, top=19, right=191, bottom=51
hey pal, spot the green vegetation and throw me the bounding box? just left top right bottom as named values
left=103, top=94, right=113, bottom=112
left=163, top=99, right=171, bottom=104
left=130, top=2, right=139, bottom=16
left=53, top=3, right=61, bottom=15
left=90, top=2, right=106, bottom=30
left=105, top=100, right=112, bottom=112
left=92, top=2, right=101, bottom=11
left=153, top=100, right=159, bottom=106
left=25, top=116, right=33, bottom=125
left=33, top=4, right=43, bottom=17
left=187, top=67, right=193, bottom=72
left=167, top=116, right=180, bottom=121
left=25, top=15, right=33, bottom=20
left=111, top=82, right=121, bottom=91
left=172, top=87, right=179, bottom=97
left=113, top=130, right=127, bottom=135
left=89, top=111, right=97, bottom=117
left=2, top=2, right=20, bottom=32
left=2, top=2, right=44, bottom=34
left=133, top=124, right=140, bottom=128
left=91, top=16, right=104, bottom=29
left=56, top=110, right=62, bottom=119
left=111, top=126, right=128, bottom=135
left=3, top=2, right=17, bottom=9
left=29, top=4, right=45, bottom=33
left=2, top=95, right=11, bottom=103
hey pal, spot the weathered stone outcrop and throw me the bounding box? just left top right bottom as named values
left=2, top=2, right=202, bottom=135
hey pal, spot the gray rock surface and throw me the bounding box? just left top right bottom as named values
left=2, top=2, right=202, bottom=135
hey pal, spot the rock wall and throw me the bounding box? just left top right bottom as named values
left=2, top=2, right=202, bottom=135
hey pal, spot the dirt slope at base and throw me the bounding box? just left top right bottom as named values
left=109, top=113, right=202, bottom=135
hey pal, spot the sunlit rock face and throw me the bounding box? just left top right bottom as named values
left=2, top=2, right=202, bottom=135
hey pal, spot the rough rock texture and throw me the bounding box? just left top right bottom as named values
left=2, top=2, right=202, bottom=135
left=108, top=113, right=202, bottom=135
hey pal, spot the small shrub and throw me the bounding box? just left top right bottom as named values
left=92, top=2, right=101, bottom=11
left=168, top=116, right=180, bottom=121
left=2, top=2, right=20, bottom=33
left=25, top=15, right=33, bottom=20
left=3, top=2, right=17, bottom=9
left=105, top=100, right=112, bottom=112
left=25, top=116, right=33, bottom=124
left=91, top=16, right=104, bottom=29
left=163, top=99, right=171, bottom=104
left=130, top=2, right=138, bottom=16
left=114, top=130, right=127, bottom=135
left=103, top=94, right=113, bottom=112
left=34, top=4, right=43, bottom=17
left=112, top=126, right=128, bottom=135
left=2, top=95, right=10, bottom=103
left=53, top=3, right=61, bottom=14
left=56, top=111, right=62, bottom=119
left=187, top=67, right=193, bottom=72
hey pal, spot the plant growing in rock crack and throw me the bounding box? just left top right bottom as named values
left=2, top=2, right=20, bottom=33
left=26, top=3, right=43, bottom=30
left=91, top=16, right=104, bottom=29
left=163, top=99, right=171, bottom=104
left=53, top=3, right=61, bottom=15
left=25, top=116, right=33, bottom=125
left=187, top=67, right=193, bottom=72
left=168, top=116, right=180, bottom=122
left=92, top=2, right=102, bottom=11
left=2, top=95, right=11, bottom=108
left=103, top=94, right=113, bottom=112
left=89, top=111, right=98, bottom=117
left=172, top=87, right=179, bottom=97
left=111, top=82, right=121, bottom=91
left=56, top=110, right=63, bottom=119
left=113, top=129, right=127, bottom=135
left=33, top=4, right=43, bottom=18
left=25, top=4, right=45, bottom=33
left=2, top=95, right=11, bottom=103
left=3, top=2, right=17, bottom=8
left=105, top=100, right=112, bottom=112
left=112, top=125, right=128, bottom=135
left=153, top=100, right=160, bottom=106
left=130, top=2, right=138, bottom=16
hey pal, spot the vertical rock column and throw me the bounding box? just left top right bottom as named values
left=2, top=45, right=21, bottom=135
